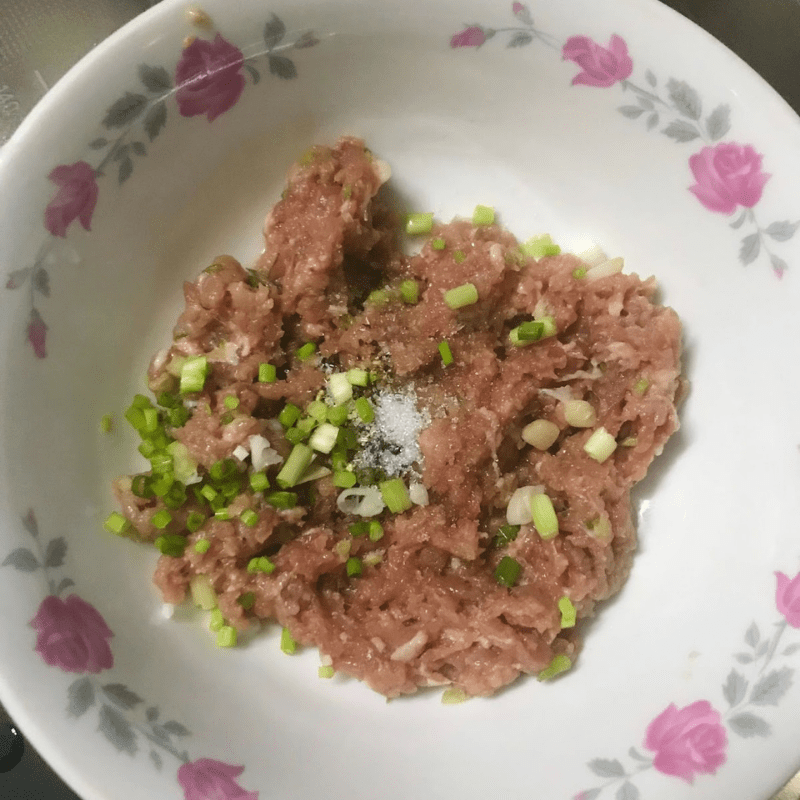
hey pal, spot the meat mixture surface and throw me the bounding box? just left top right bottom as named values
left=112, top=137, right=684, bottom=698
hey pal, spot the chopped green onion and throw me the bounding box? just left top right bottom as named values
left=265, top=491, right=297, bottom=509
left=247, top=556, right=275, bottom=574
left=296, top=463, right=332, bottom=484
left=453, top=250, right=466, bottom=264
left=572, top=266, right=587, bottom=279
left=399, top=280, right=419, bottom=304
left=103, top=511, right=130, bottom=535
left=214, top=508, right=231, bottom=521
left=537, top=654, right=572, bottom=681
left=363, top=552, right=383, bottom=567
left=472, top=205, right=495, bottom=226
left=328, top=373, right=353, bottom=404
left=355, top=396, right=374, bottom=423
left=216, top=626, right=237, bottom=648
left=539, top=316, right=557, bottom=338
left=125, top=405, right=146, bottom=431
left=131, top=393, right=152, bottom=409
left=346, top=368, right=369, bottom=386
left=368, top=520, right=384, bottom=541
left=279, top=403, right=302, bottom=428
left=194, top=536, right=211, bottom=553
left=258, top=363, right=277, bottom=383
left=621, top=436, right=638, bottom=448
left=346, top=557, right=363, bottom=577
left=150, top=473, right=175, bottom=498
left=334, top=539, right=352, bottom=559
left=563, top=400, right=596, bottom=428
left=431, top=238, right=446, bottom=251
left=149, top=452, right=173, bottom=474
left=439, top=340, right=453, bottom=367
left=349, top=521, right=369, bottom=537
left=167, top=441, right=197, bottom=485
left=223, top=395, right=239, bottom=411
left=276, top=443, right=314, bottom=489
left=558, top=596, right=577, bottom=628
left=494, top=524, right=520, bottom=547
left=238, top=592, right=256, bottom=610
left=380, top=478, right=412, bottom=514
left=154, top=534, right=186, bottom=557
left=495, top=555, right=521, bottom=587
left=327, top=404, right=349, bottom=427
left=151, top=509, right=172, bottom=530
left=633, top=377, right=650, bottom=396
left=586, top=516, right=612, bottom=539
left=531, top=493, right=559, bottom=540
left=240, top=509, right=259, bottom=527
left=318, top=665, right=335, bottom=679
left=190, top=574, right=217, bottom=610
left=509, top=322, right=545, bottom=347
left=162, top=482, right=188, bottom=510
left=366, top=289, right=391, bottom=306
left=168, top=406, right=191, bottom=428
left=179, top=356, right=209, bottom=394
left=209, top=458, right=237, bottom=483
left=520, top=234, right=561, bottom=259
left=333, top=470, right=357, bottom=489
left=444, top=282, right=478, bottom=310
left=296, top=342, right=317, bottom=361
left=522, top=419, right=560, bottom=450
left=131, top=474, right=153, bottom=499
left=583, top=427, right=617, bottom=463
left=249, top=472, right=269, bottom=492
left=157, top=392, right=178, bottom=408
left=284, top=427, right=305, bottom=446
left=406, top=212, right=434, bottom=235
left=220, top=412, right=233, bottom=425
left=309, top=422, right=339, bottom=454
left=441, top=687, right=469, bottom=705
left=281, top=627, right=297, bottom=654
left=209, top=608, right=225, bottom=632
left=100, top=414, right=114, bottom=433
left=200, top=484, right=218, bottom=503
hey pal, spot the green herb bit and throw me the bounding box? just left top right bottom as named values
left=438, top=340, right=453, bottom=367
left=162, top=482, right=188, bottom=510
left=633, top=377, right=650, bottom=396
left=217, top=625, right=237, bottom=648
left=124, top=404, right=146, bottom=432
left=151, top=509, right=172, bottom=530
left=265, top=491, right=297, bottom=509
left=380, top=478, right=412, bottom=514
left=342, top=184, right=352, bottom=200
left=355, top=396, right=374, bottom=424
left=131, top=475, right=153, bottom=499
left=223, top=395, right=239, bottom=411
left=258, top=362, right=277, bottom=383
left=494, top=555, right=521, bottom=587
left=494, top=524, right=520, bottom=547
left=168, top=406, right=191, bottom=428
left=621, top=436, right=638, bottom=448
left=338, top=427, right=358, bottom=450
left=305, top=400, right=325, bottom=422
left=150, top=473, right=175, bottom=498
left=453, top=250, right=466, bottom=264
left=346, top=368, right=369, bottom=387
left=349, top=521, right=370, bottom=537
left=249, top=472, right=269, bottom=492
left=100, top=414, right=114, bottom=433
left=284, top=427, right=305, bottom=446
left=406, top=212, right=434, bottom=235
left=296, top=342, right=317, bottom=362
left=157, top=392, right=179, bottom=408
left=238, top=592, right=256, bottom=610
left=558, top=596, right=577, bottom=628
left=472, top=205, right=495, bottom=226
left=132, top=393, right=153, bottom=410
left=444, top=282, right=478, bottom=310
left=190, top=574, right=217, bottom=610
left=531, top=493, right=559, bottom=540
left=329, top=372, right=354, bottom=405
left=194, top=537, right=211, bottom=553
left=334, top=539, right=352, bottom=559
left=539, top=316, right=557, bottom=338
left=240, top=509, right=259, bottom=527
left=220, top=412, right=233, bottom=425
left=247, top=556, right=275, bottom=574
left=188, top=514, right=207, bottom=536
left=281, top=627, right=297, bottom=654
left=572, top=267, right=587, bottom=279
left=583, top=427, right=617, bottom=463
left=179, top=355, right=209, bottom=394
left=368, top=521, right=384, bottom=542
left=199, top=484, right=218, bottom=503
left=520, top=234, right=561, bottom=259
left=327, top=404, right=349, bottom=427
left=209, top=608, right=225, bottom=632
left=309, top=422, right=339, bottom=454
left=209, top=458, right=237, bottom=483
left=154, top=534, right=186, bottom=557
left=441, top=687, right=469, bottom=705
left=431, top=237, right=447, bottom=251
left=318, top=665, right=335, bottom=679
left=333, top=470, right=357, bottom=489
left=279, top=403, right=302, bottom=428
left=400, top=279, right=419, bottom=304
left=366, top=289, right=391, bottom=306
left=537, top=654, right=572, bottom=681
left=346, top=557, right=363, bottom=577
left=276, top=443, right=314, bottom=489
left=103, top=511, right=130, bottom=535
left=214, top=508, right=231, bottom=521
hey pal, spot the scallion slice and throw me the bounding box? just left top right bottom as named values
left=240, top=509, right=259, bottom=527
left=537, top=654, right=572, bottom=681
left=346, top=557, right=363, bottom=577
left=318, top=665, right=335, bottom=679
left=151, top=509, right=172, bottom=530
left=368, top=520, right=384, bottom=542
left=400, top=280, right=419, bottom=304
left=327, top=404, right=349, bottom=427
left=379, top=478, right=412, bottom=513
left=531, top=493, right=559, bottom=540
left=223, top=395, right=239, bottom=411
left=238, top=592, right=256, bottom=610
left=103, top=511, right=130, bottom=535
left=558, top=596, right=577, bottom=628
left=154, top=534, right=186, bottom=557
left=276, top=443, right=313, bottom=489
left=193, top=537, right=211, bottom=553
left=328, top=372, right=353, bottom=404
left=583, top=427, right=617, bottom=463
left=431, top=238, right=446, bottom=251
left=494, top=524, right=520, bottom=547
left=179, top=356, right=209, bottom=394
left=258, top=362, right=277, bottom=383
left=333, top=470, right=357, bottom=489
left=355, top=397, right=374, bottom=423
left=346, top=368, right=369, bottom=386
left=296, top=342, right=317, bottom=361
left=190, top=574, right=217, bottom=610
left=438, top=340, right=453, bottom=367
left=279, top=403, right=302, bottom=428
left=216, top=626, right=237, bottom=648
left=443, top=282, right=478, bottom=310
left=472, top=205, right=495, bottom=226
left=280, top=627, right=297, bottom=654
left=187, top=512, right=206, bottom=534
left=307, top=400, right=329, bottom=422
left=495, top=555, right=521, bottom=587
left=209, top=608, right=225, bottom=632
left=406, top=212, right=434, bottom=235
left=309, top=422, right=339, bottom=454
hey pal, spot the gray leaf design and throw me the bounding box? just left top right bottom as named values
left=150, top=724, right=170, bottom=743
left=294, top=31, right=320, bottom=49
left=745, top=622, right=760, bottom=648
left=728, top=712, right=771, bottom=738
left=131, top=141, right=147, bottom=157
left=588, top=758, right=626, bottom=778
left=138, top=64, right=172, bottom=94
left=268, top=55, right=297, bottom=80
left=508, top=32, right=533, bottom=48
left=662, top=119, right=700, bottom=142
left=23, top=509, right=39, bottom=537
left=98, top=704, right=138, bottom=755
left=32, top=267, right=50, bottom=297
left=628, top=747, right=650, bottom=763
left=765, top=220, right=800, bottom=242
left=722, top=669, right=748, bottom=707
left=730, top=209, right=747, bottom=229
left=146, top=706, right=159, bottom=723
left=617, top=781, right=640, bottom=800
left=162, top=720, right=191, bottom=737
left=512, top=2, right=533, bottom=24
left=67, top=677, right=95, bottom=718
left=757, top=640, right=770, bottom=657
left=636, top=96, right=654, bottom=111
left=645, top=69, right=657, bottom=87
left=750, top=667, right=793, bottom=706
left=102, top=684, right=144, bottom=710
left=2, top=548, right=39, bottom=572
left=667, top=78, right=702, bottom=120
left=739, top=233, right=761, bottom=266
left=102, top=92, right=147, bottom=129
left=56, top=577, right=75, bottom=594
left=706, top=104, right=731, bottom=141
left=5, top=267, right=32, bottom=289
left=783, top=643, right=800, bottom=656
left=619, top=105, right=645, bottom=119
left=264, top=13, right=286, bottom=50
left=89, top=137, right=109, bottom=149
left=143, top=101, right=167, bottom=142
left=646, top=112, right=659, bottom=131
left=735, top=652, right=754, bottom=664
left=150, top=749, right=163, bottom=770
left=118, top=156, right=134, bottom=185
left=45, top=537, right=66, bottom=568
left=112, top=144, right=129, bottom=162
left=770, top=254, right=788, bottom=276
left=244, top=64, right=261, bottom=84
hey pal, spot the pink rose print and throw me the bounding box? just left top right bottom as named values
left=27, top=308, right=47, bottom=358
left=178, top=758, right=259, bottom=800
left=30, top=594, right=113, bottom=674
left=688, top=143, right=771, bottom=214
left=450, top=26, right=486, bottom=48
left=512, top=2, right=526, bottom=15
left=44, top=161, right=98, bottom=238
left=644, top=701, right=727, bottom=783
left=776, top=571, right=800, bottom=627
left=175, top=34, right=246, bottom=122
left=562, top=35, right=633, bottom=88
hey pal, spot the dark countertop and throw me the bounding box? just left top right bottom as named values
left=1, top=1, right=799, bottom=798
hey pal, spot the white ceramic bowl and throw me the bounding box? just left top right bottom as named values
left=3, top=1, right=800, bottom=799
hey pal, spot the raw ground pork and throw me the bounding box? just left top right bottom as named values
left=114, top=137, right=684, bottom=697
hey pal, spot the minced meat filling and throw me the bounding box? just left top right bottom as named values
left=112, top=137, right=683, bottom=698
